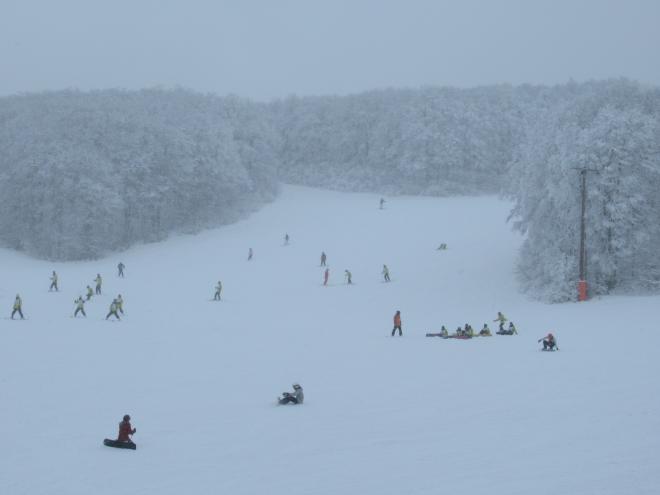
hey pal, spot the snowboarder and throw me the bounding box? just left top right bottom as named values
left=323, top=268, right=329, bottom=286
left=392, top=310, right=402, bottom=336
left=116, top=294, right=124, bottom=314
left=344, top=269, right=352, bottom=285
left=497, top=322, right=517, bottom=335
left=479, top=324, right=492, bottom=336
left=493, top=311, right=507, bottom=331
left=86, top=285, right=94, bottom=301
left=117, top=262, right=125, bottom=278
left=464, top=323, right=475, bottom=337
left=539, top=333, right=557, bottom=351
left=214, top=281, right=222, bottom=301
left=379, top=198, right=385, bottom=209
left=106, top=299, right=121, bottom=320
left=278, top=384, right=304, bottom=405
left=382, top=264, right=390, bottom=282
left=284, top=233, right=290, bottom=245
left=73, top=296, right=86, bottom=317
left=11, top=294, right=24, bottom=319
left=49, top=271, right=59, bottom=291
left=248, top=248, right=253, bottom=261
left=320, top=251, right=327, bottom=267
left=437, top=243, right=447, bottom=250
left=94, top=274, right=102, bottom=295
left=117, top=414, right=136, bottom=443
left=440, top=325, right=449, bottom=337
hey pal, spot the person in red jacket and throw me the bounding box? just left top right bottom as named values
left=392, top=310, right=402, bottom=336
left=117, top=414, right=136, bottom=443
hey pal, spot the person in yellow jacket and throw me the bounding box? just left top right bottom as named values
left=49, top=271, right=59, bottom=292
left=94, top=274, right=102, bottom=295
left=493, top=311, right=507, bottom=332
left=479, top=324, right=492, bottom=336
left=11, top=294, right=24, bottom=319
left=106, top=299, right=121, bottom=320
left=115, top=294, right=124, bottom=314
left=86, top=285, right=94, bottom=301
left=74, top=297, right=86, bottom=317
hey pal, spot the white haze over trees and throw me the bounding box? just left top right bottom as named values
left=0, top=79, right=658, bottom=301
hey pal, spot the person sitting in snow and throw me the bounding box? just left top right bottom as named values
left=440, top=325, right=449, bottom=337
left=117, top=414, right=136, bottom=443
left=479, top=324, right=492, bottom=336
left=279, top=384, right=304, bottom=405
left=539, top=333, right=557, bottom=351
left=464, top=323, right=474, bottom=337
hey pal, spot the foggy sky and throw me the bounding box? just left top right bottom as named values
left=2, top=0, right=659, bottom=100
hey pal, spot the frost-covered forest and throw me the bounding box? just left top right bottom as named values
left=0, top=80, right=658, bottom=301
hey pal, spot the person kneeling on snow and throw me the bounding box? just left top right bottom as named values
left=279, top=384, right=304, bottom=405
left=117, top=414, right=136, bottom=443
left=539, top=333, right=557, bottom=351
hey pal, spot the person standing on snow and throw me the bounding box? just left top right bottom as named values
left=320, top=252, right=327, bottom=267
left=106, top=299, right=121, bottom=320
left=115, top=294, right=124, bottom=315
left=86, top=285, right=94, bottom=301
left=214, top=281, right=222, bottom=301
left=248, top=248, right=253, bottom=261
left=379, top=198, right=386, bottom=209
left=382, top=264, right=390, bottom=282
left=94, top=274, right=103, bottom=295
left=117, top=414, right=136, bottom=443
left=323, top=268, right=329, bottom=286
left=392, top=310, right=402, bottom=336
left=493, top=311, right=507, bottom=331
left=284, top=233, right=290, bottom=245
left=49, top=271, right=59, bottom=291
left=117, top=262, right=125, bottom=278
left=344, top=269, right=353, bottom=285
left=74, top=296, right=86, bottom=317
left=11, top=294, right=24, bottom=319
left=278, top=384, right=304, bottom=405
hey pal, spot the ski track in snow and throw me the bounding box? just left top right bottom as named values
left=1, top=185, right=659, bottom=495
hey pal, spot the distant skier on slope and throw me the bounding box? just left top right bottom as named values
left=539, top=333, right=558, bottom=351
left=392, top=310, right=402, bottom=336
left=379, top=198, right=385, bottom=209
left=86, top=285, right=94, bottom=301
left=49, top=271, right=59, bottom=291
left=345, top=269, right=353, bottom=285
left=284, top=233, right=290, bottom=245
left=248, top=248, right=253, bottom=261
left=320, top=251, right=327, bottom=267
left=11, top=294, right=24, bottom=319
left=74, top=296, right=86, bottom=317
left=106, top=299, right=121, bottom=320
left=94, top=274, right=103, bottom=295
left=323, top=268, right=329, bottom=286
left=382, top=264, right=390, bottom=282
left=214, top=281, right=222, bottom=301
left=117, top=262, right=125, bottom=278
left=116, top=294, right=124, bottom=315
left=493, top=311, right=507, bottom=331
left=278, top=384, right=304, bottom=405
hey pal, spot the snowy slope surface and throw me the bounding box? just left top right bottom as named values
left=1, top=185, right=658, bottom=495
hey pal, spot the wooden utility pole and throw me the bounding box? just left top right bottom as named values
left=578, top=169, right=588, bottom=301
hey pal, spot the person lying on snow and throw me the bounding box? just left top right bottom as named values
left=539, top=333, right=557, bottom=351
left=117, top=415, right=136, bottom=443
left=279, top=384, right=304, bottom=405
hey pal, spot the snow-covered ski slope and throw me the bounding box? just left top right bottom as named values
left=1, top=185, right=658, bottom=495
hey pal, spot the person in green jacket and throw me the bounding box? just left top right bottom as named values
left=106, top=299, right=121, bottom=320
left=11, top=294, right=24, bottom=319
left=86, top=285, right=94, bottom=301
left=493, top=311, right=507, bottom=332
left=49, top=271, right=59, bottom=291
left=115, top=294, right=124, bottom=314
left=94, top=274, right=102, bottom=295
left=214, top=281, right=222, bottom=301
left=74, top=297, right=86, bottom=317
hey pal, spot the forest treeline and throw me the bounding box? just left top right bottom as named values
left=0, top=81, right=658, bottom=300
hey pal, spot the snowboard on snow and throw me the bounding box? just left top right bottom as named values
left=426, top=333, right=447, bottom=338
left=103, top=439, right=136, bottom=450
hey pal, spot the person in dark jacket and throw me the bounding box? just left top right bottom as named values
left=539, top=333, right=557, bottom=351
left=279, top=384, right=304, bottom=405
left=392, top=310, right=402, bottom=336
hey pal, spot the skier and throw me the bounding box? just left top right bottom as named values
left=493, top=311, right=507, bottom=331
left=539, top=333, right=557, bottom=351
left=106, top=299, right=121, bottom=320
left=320, top=251, right=327, bottom=267
left=278, top=384, right=304, bottom=405
left=479, top=324, right=492, bottom=336
left=214, top=281, right=222, bottom=301
left=94, top=274, right=102, bottom=295
left=379, top=198, right=385, bottom=209
left=284, top=233, right=290, bottom=245
left=49, top=271, right=59, bottom=291
left=73, top=296, right=86, bottom=317
left=117, top=262, right=125, bottom=278
left=248, top=248, right=253, bottom=261
left=117, top=414, right=136, bottom=443
left=86, top=285, right=94, bottom=301
left=382, top=264, right=390, bottom=282
left=116, top=294, right=124, bottom=315
left=11, top=294, right=24, bottom=319
left=344, top=269, right=352, bottom=285
left=392, top=310, right=402, bottom=336
left=323, top=268, right=329, bottom=286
